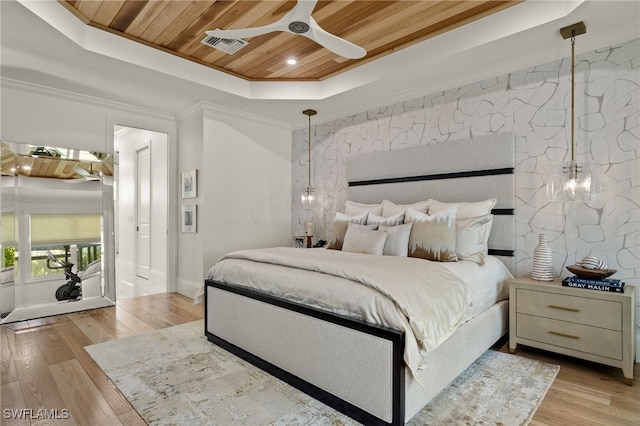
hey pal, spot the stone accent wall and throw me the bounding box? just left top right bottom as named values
left=292, top=38, right=639, bottom=286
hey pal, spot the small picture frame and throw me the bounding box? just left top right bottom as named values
left=181, top=169, right=197, bottom=199
left=293, top=236, right=305, bottom=248
left=181, top=204, right=197, bottom=233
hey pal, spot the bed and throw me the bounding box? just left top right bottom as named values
left=204, top=133, right=515, bottom=425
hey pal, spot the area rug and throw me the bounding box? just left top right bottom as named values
left=86, top=320, right=559, bottom=425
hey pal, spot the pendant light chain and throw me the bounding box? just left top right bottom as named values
left=549, top=21, right=599, bottom=202
left=308, top=112, right=312, bottom=190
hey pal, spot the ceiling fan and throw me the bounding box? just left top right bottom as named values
left=205, top=0, right=366, bottom=59
left=64, top=165, right=101, bottom=183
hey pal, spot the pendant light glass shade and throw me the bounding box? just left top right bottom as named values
left=549, top=22, right=600, bottom=203
left=549, top=160, right=599, bottom=202
left=301, top=185, right=315, bottom=205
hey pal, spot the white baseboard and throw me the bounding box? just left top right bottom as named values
left=176, top=277, right=202, bottom=300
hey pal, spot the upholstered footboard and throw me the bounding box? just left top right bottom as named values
left=206, top=280, right=405, bottom=425
left=205, top=280, right=508, bottom=425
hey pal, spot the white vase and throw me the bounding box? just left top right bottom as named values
left=532, top=234, right=554, bottom=281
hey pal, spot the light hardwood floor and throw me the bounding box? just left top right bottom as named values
left=1, top=293, right=638, bottom=425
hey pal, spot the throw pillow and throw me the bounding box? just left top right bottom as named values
left=367, top=211, right=404, bottom=226
left=405, top=206, right=458, bottom=261
left=378, top=223, right=413, bottom=257
left=342, top=228, right=389, bottom=255
left=326, top=211, right=369, bottom=250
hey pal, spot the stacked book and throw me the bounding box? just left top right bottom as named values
left=562, top=276, right=625, bottom=293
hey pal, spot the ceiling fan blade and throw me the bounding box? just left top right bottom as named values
left=63, top=177, right=89, bottom=183
left=206, top=16, right=289, bottom=40
left=65, top=164, right=101, bottom=183
left=308, top=18, right=366, bottom=59
left=72, top=165, right=91, bottom=177
left=290, top=0, right=318, bottom=23
left=206, top=25, right=275, bottom=40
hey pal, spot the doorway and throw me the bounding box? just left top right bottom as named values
left=114, top=126, right=168, bottom=299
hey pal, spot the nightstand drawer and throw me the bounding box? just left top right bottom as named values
left=516, top=288, right=621, bottom=330
left=516, top=313, right=622, bottom=360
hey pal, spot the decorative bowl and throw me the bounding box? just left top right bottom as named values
left=566, top=264, right=617, bottom=280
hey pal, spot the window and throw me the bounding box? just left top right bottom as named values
left=29, top=214, right=102, bottom=279
left=1, top=212, right=16, bottom=269
left=31, top=245, right=67, bottom=277
left=30, top=244, right=101, bottom=278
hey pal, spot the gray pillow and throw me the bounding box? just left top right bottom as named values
left=378, top=223, right=413, bottom=257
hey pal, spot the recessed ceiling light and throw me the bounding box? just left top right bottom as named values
left=286, top=58, right=297, bottom=65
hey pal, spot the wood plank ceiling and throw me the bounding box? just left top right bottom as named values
left=59, top=0, right=522, bottom=81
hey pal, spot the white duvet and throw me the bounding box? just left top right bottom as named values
left=205, top=247, right=511, bottom=375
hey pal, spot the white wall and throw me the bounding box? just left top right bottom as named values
left=176, top=106, right=204, bottom=297
left=201, top=103, right=292, bottom=275
left=115, top=127, right=168, bottom=289
left=175, top=102, right=292, bottom=297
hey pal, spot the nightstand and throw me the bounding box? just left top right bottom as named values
left=509, top=277, right=636, bottom=385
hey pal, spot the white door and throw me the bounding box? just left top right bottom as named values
left=136, top=146, right=151, bottom=279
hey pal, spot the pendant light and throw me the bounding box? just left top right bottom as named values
left=549, top=22, right=600, bottom=202
left=301, top=109, right=317, bottom=247
left=301, top=109, right=317, bottom=205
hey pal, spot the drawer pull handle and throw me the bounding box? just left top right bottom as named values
left=548, top=304, right=579, bottom=312
left=548, top=330, right=580, bottom=339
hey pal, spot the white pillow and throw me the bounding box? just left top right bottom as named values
left=378, top=223, right=413, bottom=257
left=342, top=228, right=388, bottom=255
left=344, top=200, right=383, bottom=216
left=0, top=267, right=14, bottom=285
left=428, top=198, right=496, bottom=218
left=82, top=258, right=102, bottom=278
left=382, top=199, right=431, bottom=217
left=483, top=218, right=494, bottom=255
left=326, top=212, right=369, bottom=250
left=405, top=206, right=458, bottom=262
left=367, top=211, right=404, bottom=226
left=456, top=215, right=493, bottom=265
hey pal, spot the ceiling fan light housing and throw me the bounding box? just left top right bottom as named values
left=288, top=21, right=310, bottom=34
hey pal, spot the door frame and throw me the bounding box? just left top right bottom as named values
left=108, top=115, right=177, bottom=297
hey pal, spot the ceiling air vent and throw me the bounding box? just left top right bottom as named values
left=201, top=35, right=248, bottom=54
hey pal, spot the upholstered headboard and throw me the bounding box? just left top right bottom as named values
left=347, top=133, right=515, bottom=273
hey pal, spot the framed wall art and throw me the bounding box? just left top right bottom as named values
left=181, top=169, right=197, bottom=199
left=181, top=204, right=197, bottom=233
left=293, top=236, right=305, bottom=248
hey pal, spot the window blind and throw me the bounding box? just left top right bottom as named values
left=30, top=214, right=101, bottom=244
left=1, top=212, right=16, bottom=246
